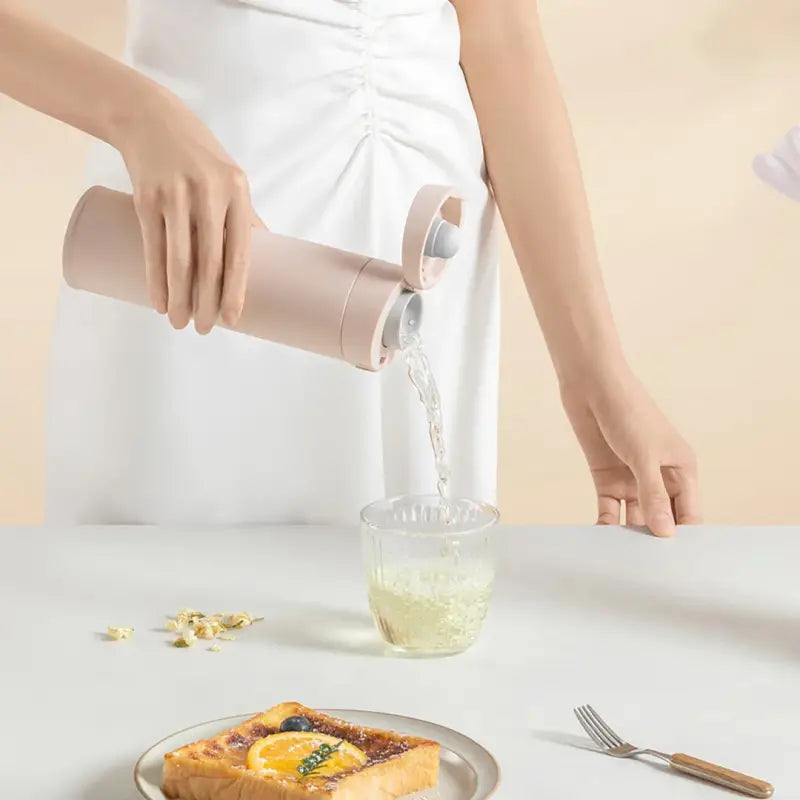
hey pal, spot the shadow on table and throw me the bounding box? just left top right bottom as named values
left=83, top=761, right=140, bottom=800
left=251, top=603, right=388, bottom=657
left=505, top=554, right=800, bottom=661
left=531, top=729, right=599, bottom=752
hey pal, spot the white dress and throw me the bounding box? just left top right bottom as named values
left=45, top=0, right=500, bottom=524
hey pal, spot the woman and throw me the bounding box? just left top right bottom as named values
left=0, top=0, right=700, bottom=532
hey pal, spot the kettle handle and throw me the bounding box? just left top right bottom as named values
left=401, top=185, right=463, bottom=290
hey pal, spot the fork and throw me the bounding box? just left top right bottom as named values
left=573, top=705, right=773, bottom=798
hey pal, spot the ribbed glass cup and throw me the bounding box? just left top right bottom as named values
left=361, top=495, right=498, bottom=657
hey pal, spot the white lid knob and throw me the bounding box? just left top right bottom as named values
left=424, top=217, right=461, bottom=259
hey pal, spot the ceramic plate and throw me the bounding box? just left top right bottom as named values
left=134, top=708, right=500, bottom=799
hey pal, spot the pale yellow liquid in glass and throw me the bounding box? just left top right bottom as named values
left=367, top=563, right=494, bottom=654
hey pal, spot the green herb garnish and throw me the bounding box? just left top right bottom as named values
left=297, top=741, right=342, bottom=779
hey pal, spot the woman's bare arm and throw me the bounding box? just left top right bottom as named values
left=0, top=2, right=260, bottom=332
left=453, top=0, right=700, bottom=535
left=453, top=0, right=622, bottom=384
left=0, top=1, right=169, bottom=147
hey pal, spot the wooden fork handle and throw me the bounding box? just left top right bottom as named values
left=670, top=753, right=773, bottom=798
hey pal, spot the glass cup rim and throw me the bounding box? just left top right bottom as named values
left=360, top=494, right=499, bottom=538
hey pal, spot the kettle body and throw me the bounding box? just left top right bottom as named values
left=62, top=184, right=462, bottom=371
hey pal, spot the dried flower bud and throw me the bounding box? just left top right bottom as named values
left=107, top=626, right=134, bottom=641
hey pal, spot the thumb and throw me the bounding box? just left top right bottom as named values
left=634, top=462, right=675, bottom=538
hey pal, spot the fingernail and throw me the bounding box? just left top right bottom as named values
left=221, top=308, right=242, bottom=327
left=652, top=512, right=675, bottom=537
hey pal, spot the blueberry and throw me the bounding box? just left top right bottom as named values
left=280, top=715, right=312, bottom=733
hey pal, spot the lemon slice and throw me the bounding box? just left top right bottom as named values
left=246, top=732, right=368, bottom=779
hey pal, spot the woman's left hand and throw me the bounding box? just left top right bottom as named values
left=560, top=363, right=701, bottom=537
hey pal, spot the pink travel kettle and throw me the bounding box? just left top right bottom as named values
left=61, top=184, right=462, bottom=371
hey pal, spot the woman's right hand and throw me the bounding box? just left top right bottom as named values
left=0, top=5, right=260, bottom=333
left=117, top=91, right=263, bottom=333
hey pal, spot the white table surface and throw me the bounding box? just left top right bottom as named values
left=1, top=525, right=798, bottom=799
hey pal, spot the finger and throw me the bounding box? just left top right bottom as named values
left=134, top=197, right=168, bottom=314
left=624, top=497, right=646, bottom=527
left=193, top=199, right=225, bottom=335
left=596, top=494, right=621, bottom=526
left=672, top=470, right=703, bottom=526
left=633, top=462, right=675, bottom=538
left=164, top=185, right=194, bottom=330
left=220, top=195, right=252, bottom=327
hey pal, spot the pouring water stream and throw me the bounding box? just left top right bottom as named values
left=400, top=331, right=461, bottom=561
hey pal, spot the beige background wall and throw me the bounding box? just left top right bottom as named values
left=2, top=0, right=800, bottom=524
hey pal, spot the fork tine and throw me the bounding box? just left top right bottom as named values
left=576, top=706, right=614, bottom=749
left=574, top=706, right=613, bottom=749
left=580, top=705, right=618, bottom=749
left=585, top=705, right=625, bottom=747
left=573, top=707, right=606, bottom=748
